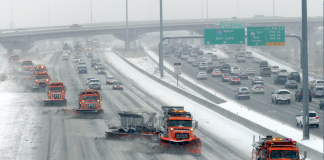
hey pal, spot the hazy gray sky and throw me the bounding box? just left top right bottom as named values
left=0, top=0, right=322, bottom=29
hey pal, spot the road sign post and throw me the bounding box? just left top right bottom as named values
left=174, top=63, right=181, bottom=87
left=204, top=28, right=245, bottom=45
left=247, top=26, right=285, bottom=46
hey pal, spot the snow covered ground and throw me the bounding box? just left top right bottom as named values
left=105, top=49, right=262, bottom=157
left=0, top=51, right=56, bottom=159
left=142, top=48, right=323, bottom=154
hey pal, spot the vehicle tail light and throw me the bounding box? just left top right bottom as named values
left=220, top=71, right=221, bottom=73
left=258, top=87, right=261, bottom=88
left=288, top=83, right=290, bottom=85
left=247, top=93, right=250, bottom=94
left=291, top=77, right=292, bottom=78
left=246, top=75, right=248, bottom=76
left=238, top=79, right=241, bottom=81
left=310, top=93, right=312, bottom=96
left=300, top=93, right=302, bottom=96
left=238, top=93, right=242, bottom=95
left=240, top=75, right=242, bottom=76
left=208, top=68, right=210, bottom=70
left=213, top=72, right=215, bottom=73
left=315, top=116, right=319, bottom=119
left=224, top=76, right=227, bottom=78
left=254, top=87, right=256, bottom=89
left=235, top=78, right=237, bottom=79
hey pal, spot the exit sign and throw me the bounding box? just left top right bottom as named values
left=247, top=26, right=285, bottom=46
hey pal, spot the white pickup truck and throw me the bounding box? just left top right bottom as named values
left=236, top=55, right=246, bottom=63
left=181, top=53, right=189, bottom=60
left=271, top=89, right=291, bottom=104
left=296, top=111, right=319, bottom=128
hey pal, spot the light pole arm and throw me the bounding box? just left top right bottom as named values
left=285, top=34, right=302, bottom=69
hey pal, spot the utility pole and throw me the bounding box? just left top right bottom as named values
left=126, top=0, right=129, bottom=53
left=90, top=0, right=93, bottom=23
left=159, top=0, right=164, bottom=77
left=301, top=0, right=309, bottom=140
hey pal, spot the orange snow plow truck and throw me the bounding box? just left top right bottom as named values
left=252, top=135, right=300, bottom=160
left=21, top=60, right=33, bottom=72
left=32, top=72, right=50, bottom=90
left=8, top=55, right=20, bottom=64
left=63, top=89, right=104, bottom=118
left=32, top=65, right=47, bottom=77
left=43, top=82, right=67, bottom=105
left=106, top=106, right=202, bottom=155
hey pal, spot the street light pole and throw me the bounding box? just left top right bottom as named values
left=90, top=0, right=92, bottom=23
left=10, top=0, right=13, bottom=28
left=48, top=0, right=50, bottom=26
left=273, top=0, right=275, bottom=17
left=159, top=0, right=164, bottom=77
left=126, top=0, right=129, bottom=53
left=301, top=0, right=309, bottom=140
left=206, top=0, right=208, bottom=20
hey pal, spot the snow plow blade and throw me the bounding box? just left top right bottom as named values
left=75, top=109, right=104, bottom=119
left=105, top=132, right=158, bottom=142
left=43, top=99, right=67, bottom=105
left=161, top=138, right=202, bottom=155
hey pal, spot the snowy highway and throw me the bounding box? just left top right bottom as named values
left=148, top=47, right=324, bottom=138
left=0, top=49, right=260, bottom=160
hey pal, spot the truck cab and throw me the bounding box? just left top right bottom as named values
left=252, top=136, right=300, bottom=160
left=9, top=55, right=20, bottom=63
left=77, top=89, right=103, bottom=116
left=21, top=60, right=33, bottom=71
left=32, top=72, right=50, bottom=90
left=43, top=82, right=67, bottom=105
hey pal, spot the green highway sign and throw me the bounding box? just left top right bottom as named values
left=247, top=26, right=285, bottom=46
left=204, top=28, right=245, bottom=45
left=219, top=22, right=245, bottom=28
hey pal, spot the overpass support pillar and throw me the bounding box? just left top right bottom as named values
left=189, top=31, right=194, bottom=44
left=7, top=49, right=13, bottom=55
left=21, top=49, right=28, bottom=57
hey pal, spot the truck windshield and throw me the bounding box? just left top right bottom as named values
left=36, top=69, right=46, bottom=72
left=169, top=120, right=192, bottom=127
left=83, top=96, right=98, bottom=101
left=50, top=87, right=63, bottom=92
left=36, top=76, right=48, bottom=79
left=22, top=62, right=32, bottom=66
left=270, top=150, right=299, bottom=159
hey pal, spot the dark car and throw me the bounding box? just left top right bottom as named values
left=238, top=71, right=248, bottom=80
left=260, top=67, right=271, bottom=77
left=94, top=63, right=103, bottom=70
left=288, top=72, right=301, bottom=83
left=295, top=88, right=312, bottom=102
left=274, top=75, right=288, bottom=85
left=206, top=65, right=214, bottom=73
left=252, top=76, right=264, bottom=85
left=213, top=61, right=222, bottom=68
left=91, top=58, right=100, bottom=67
left=259, top=60, right=268, bottom=68
left=112, top=81, right=123, bottom=90
left=86, top=52, right=93, bottom=58
left=285, top=80, right=298, bottom=89
left=106, top=76, right=116, bottom=84
left=78, top=65, right=87, bottom=74
left=220, top=63, right=230, bottom=73
left=234, top=87, right=250, bottom=100
left=229, top=76, right=241, bottom=85
left=221, top=73, right=231, bottom=82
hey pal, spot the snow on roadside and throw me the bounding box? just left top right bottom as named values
left=0, top=51, right=56, bottom=159
left=105, top=51, right=260, bottom=157
left=144, top=48, right=323, bottom=154
left=201, top=48, right=229, bottom=58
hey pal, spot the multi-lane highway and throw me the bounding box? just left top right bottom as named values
left=33, top=49, right=249, bottom=160
left=150, top=47, right=323, bottom=138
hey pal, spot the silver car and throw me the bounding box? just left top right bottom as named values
left=253, top=58, right=261, bottom=63
left=89, top=79, right=101, bottom=90
left=98, top=66, right=106, bottom=74
left=212, top=68, right=222, bottom=77
left=197, top=72, right=207, bottom=80
left=192, top=60, right=200, bottom=67
left=187, top=57, right=194, bottom=63
left=86, top=77, right=94, bottom=85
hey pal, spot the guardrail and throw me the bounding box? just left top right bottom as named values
left=112, top=48, right=322, bottom=160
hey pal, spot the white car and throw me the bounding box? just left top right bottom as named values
left=212, top=68, right=222, bottom=77
left=197, top=72, right=208, bottom=80
left=246, top=68, right=255, bottom=75
left=271, top=89, right=291, bottom=104
left=311, top=79, right=324, bottom=89
left=245, top=51, right=252, bottom=58
left=296, top=111, right=319, bottom=128
left=312, top=86, right=323, bottom=98
left=277, top=69, right=288, bottom=76
left=251, top=84, right=265, bottom=94
left=199, top=62, right=208, bottom=70
left=190, top=51, right=197, bottom=57
left=187, top=57, right=194, bottom=63
left=231, top=67, right=240, bottom=75
left=219, top=58, right=226, bottom=63
left=236, top=55, right=245, bottom=63
left=254, top=58, right=261, bottom=63
left=271, top=66, right=279, bottom=73
left=181, top=53, right=189, bottom=60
